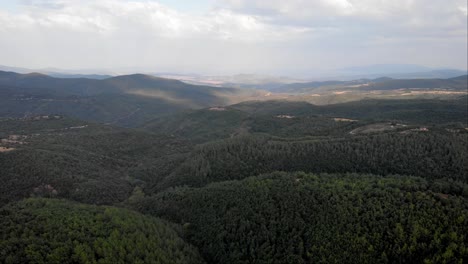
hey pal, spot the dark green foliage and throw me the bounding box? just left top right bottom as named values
left=0, top=198, right=204, bottom=264
left=156, top=132, right=468, bottom=190
left=247, top=115, right=361, bottom=137
left=136, top=172, right=468, bottom=264
left=1, top=96, right=468, bottom=263
left=145, top=97, right=468, bottom=143
left=143, top=98, right=468, bottom=144
left=231, top=100, right=318, bottom=116
left=143, top=108, right=250, bottom=142
left=0, top=148, right=133, bottom=206
left=143, top=106, right=357, bottom=142
left=0, top=117, right=192, bottom=206
left=232, top=98, right=468, bottom=125
left=0, top=116, right=93, bottom=136
left=317, top=98, right=468, bottom=124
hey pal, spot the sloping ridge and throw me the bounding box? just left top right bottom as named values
left=0, top=70, right=238, bottom=98
left=0, top=70, right=243, bottom=126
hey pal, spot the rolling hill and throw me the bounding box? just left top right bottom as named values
left=0, top=116, right=193, bottom=206
left=3, top=97, right=466, bottom=206
left=143, top=97, right=468, bottom=143
left=0, top=71, right=254, bottom=127
left=1, top=96, right=468, bottom=263
left=1, top=198, right=204, bottom=264
left=136, top=172, right=468, bottom=264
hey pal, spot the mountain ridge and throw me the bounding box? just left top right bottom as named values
left=0, top=70, right=251, bottom=126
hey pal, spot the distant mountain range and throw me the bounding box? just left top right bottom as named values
left=0, top=70, right=256, bottom=127
left=0, top=69, right=466, bottom=126
left=317, top=64, right=467, bottom=80
left=153, top=64, right=467, bottom=88
left=338, top=64, right=433, bottom=74
left=3, top=64, right=465, bottom=88
left=0, top=65, right=113, bottom=79
left=269, top=75, right=467, bottom=94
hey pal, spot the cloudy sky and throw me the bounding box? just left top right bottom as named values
left=0, top=0, right=466, bottom=76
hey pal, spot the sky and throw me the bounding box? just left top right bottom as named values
left=0, top=0, right=466, bottom=76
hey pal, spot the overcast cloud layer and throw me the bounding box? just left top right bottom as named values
left=0, top=0, right=466, bottom=76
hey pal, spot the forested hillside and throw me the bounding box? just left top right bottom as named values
left=135, top=172, right=468, bottom=264
left=1, top=70, right=466, bottom=127
left=144, top=97, right=468, bottom=142
left=0, top=198, right=204, bottom=264
left=0, top=71, right=252, bottom=126
left=1, top=97, right=467, bottom=263
left=152, top=131, right=468, bottom=192
left=0, top=117, right=192, bottom=206
left=1, top=0, right=466, bottom=261
left=231, top=98, right=468, bottom=125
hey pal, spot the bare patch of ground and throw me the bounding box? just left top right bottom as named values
left=23, top=115, right=63, bottom=121
left=209, top=107, right=226, bottom=111
left=350, top=123, right=407, bottom=135
left=400, top=90, right=467, bottom=96
left=1, top=135, right=28, bottom=145
left=0, top=146, right=15, bottom=152
left=68, top=125, right=89, bottom=130
left=334, top=118, right=357, bottom=122
left=276, top=115, right=295, bottom=119
left=33, top=184, right=58, bottom=196
left=436, top=193, right=449, bottom=200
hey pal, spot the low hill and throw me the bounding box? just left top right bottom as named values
left=142, top=107, right=251, bottom=142
left=233, top=98, right=468, bottom=123
left=361, top=75, right=467, bottom=91
left=154, top=132, right=468, bottom=191
left=136, top=172, right=468, bottom=264
left=140, top=98, right=468, bottom=192
left=269, top=79, right=370, bottom=93
left=0, top=198, right=204, bottom=264
left=143, top=98, right=468, bottom=143
left=2, top=98, right=466, bottom=206
left=0, top=117, right=192, bottom=206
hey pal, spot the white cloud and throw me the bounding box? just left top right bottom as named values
left=458, top=5, right=467, bottom=16
left=0, top=0, right=466, bottom=75
left=219, top=0, right=467, bottom=36
left=2, top=0, right=305, bottom=41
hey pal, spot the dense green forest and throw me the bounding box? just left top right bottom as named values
left=0, top=198, right=204, bottom=264
left=1, top=97, right=467, bottom=263
left=135, top=172, right=468, bottom=264
left=231, top=98, right=468, bottom=125
left=0, top=117, right=192, bottom=206
left=144, top=98, right=468, bottom=142
left=153, top=132, right=468, bottom=191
